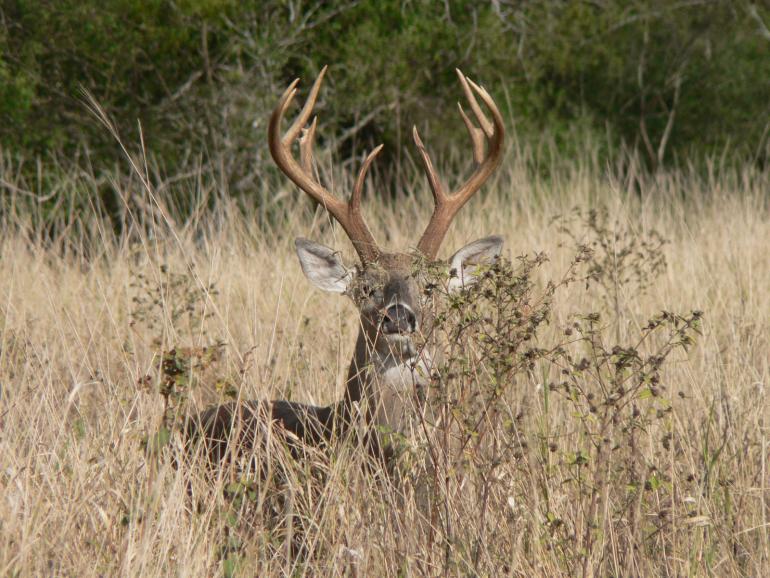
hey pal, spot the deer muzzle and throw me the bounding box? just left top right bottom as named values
left=381, top=303, right=417, bottom=335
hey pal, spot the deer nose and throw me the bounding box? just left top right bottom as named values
left=381, top=303, right=417, bottom=335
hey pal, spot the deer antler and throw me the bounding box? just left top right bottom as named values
left=413, top=69, right=505, bottom=259
left=268, top=66, right=383, bottom=264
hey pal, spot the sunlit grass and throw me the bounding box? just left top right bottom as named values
left=0, top=145, right=768, bottom=576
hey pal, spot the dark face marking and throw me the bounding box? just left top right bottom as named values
left=348, top=253, right=426, bottom=357
left=295, top=236, right=504, bottom=361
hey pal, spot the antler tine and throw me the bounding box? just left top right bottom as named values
left=457, top=71, right=494, bottom=137
left=268, top=67, right=382, bottom=263
left=412, top=126, right=445, bottom=202
left=299, top=116, right=317, bottom=176
left=285, top=66, right=326, bottom=144
left=352, top=145, right=384, bottom=214
left=415, top=70, right=505, bottom=259
left=458, top=104, right=486, bottom=165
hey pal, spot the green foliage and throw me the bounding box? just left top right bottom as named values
left=1, top=0, right=767, bottom=205
left=138, top=343, right=225, bottom=455
left=130, top=262, right=218, bottom=345
left=554, top=205, right=668, bottom=330
left=401, top=223, right=704, bottom=573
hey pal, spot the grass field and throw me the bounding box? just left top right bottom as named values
left=0, top=145, right=768, bottom=576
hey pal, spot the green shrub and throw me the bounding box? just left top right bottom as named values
left=1, top=0, right=767, bottom=217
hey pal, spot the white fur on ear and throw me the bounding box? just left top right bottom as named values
left=447, top=235, right=504, bottom=291
left=295, top=238, right=353, bottom=293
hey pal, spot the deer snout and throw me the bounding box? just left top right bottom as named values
left=381, top=303, right=417, bottom=335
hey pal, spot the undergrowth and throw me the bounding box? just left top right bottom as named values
left=125, top=211, right=763, bottom=577
left=1, top=158, right=767, bottom=576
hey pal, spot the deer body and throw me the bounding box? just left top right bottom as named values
left=187, top=335, right=429, bottom=463
left=188, top=67, right=505, bottom=466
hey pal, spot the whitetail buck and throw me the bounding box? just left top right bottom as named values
left=188, top=67, right=504, bottom=465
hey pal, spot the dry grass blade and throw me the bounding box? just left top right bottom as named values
left=0, top=141, right=768, bottom=576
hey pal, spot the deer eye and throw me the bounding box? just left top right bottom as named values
left=359, top=281, right=375, bottom=298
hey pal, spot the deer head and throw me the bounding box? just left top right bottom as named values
left=268, top=66, right=505, bottom=399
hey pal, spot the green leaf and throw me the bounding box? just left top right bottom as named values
left=143, top=426, right=171, bottom=456
left=222, top=553, right=241, bottom=578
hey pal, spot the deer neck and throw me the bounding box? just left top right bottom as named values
left=343, top=329, right=370, bottom=406
left=343, top=328, right=430, bottom=433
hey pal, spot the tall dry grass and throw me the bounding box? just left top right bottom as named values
left=0, top=144, right=768, bottom=576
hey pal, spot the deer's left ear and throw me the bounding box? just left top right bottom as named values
left=295, top=238, right=353, bottom=293
left=447, top=235, right=504, bottom=291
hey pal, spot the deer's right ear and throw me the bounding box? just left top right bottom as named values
left=447, top=235, right=504, bottom=292
left=295, top=238, right=353, bottom=294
